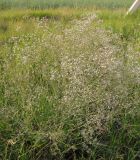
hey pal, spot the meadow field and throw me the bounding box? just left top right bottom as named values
left=0, top=0, right=132, bottom=9
left=0, top=0, right=140, bottom=160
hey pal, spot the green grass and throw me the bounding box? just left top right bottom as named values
left=0, top=8, right=83, bottom=42
left=0, top=6, right=140, bottom=160
left=99, top=9, right=140, bottom=42
left=0, top=0, right=133, bottom=9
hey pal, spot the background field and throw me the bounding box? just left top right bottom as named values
left=0, top=0, right=133, bottom=9
left=0, top=1, right=140, bottom=160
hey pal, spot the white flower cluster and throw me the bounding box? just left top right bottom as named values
left=1, top=13, right=139, bottom=152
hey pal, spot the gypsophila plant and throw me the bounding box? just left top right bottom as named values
left=0, top=12, right=140, bottom=159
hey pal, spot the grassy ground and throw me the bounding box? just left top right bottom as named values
left=0, top=5, right=140, bottom=160
left=0, top=0, right=132, bottom=9
left=0, top=8, right=84, bottom=41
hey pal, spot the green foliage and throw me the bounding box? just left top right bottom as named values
left=0, top=6, right=140, bottom=160
left=0, top=8, right=83, bottom=41
left=99, top=9, right=140, bottom=42
left=0, top=0, right=132, bottom=9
